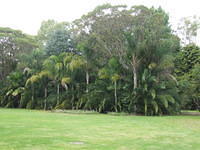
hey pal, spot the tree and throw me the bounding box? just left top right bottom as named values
left=175, top=44, right=200, bottom=76
left=38, top=71, right=51, bottom=110
left=77, top=39, right=97, bottom=93
left=37, top=20, right=71, bottom=46
left=108, top=58, right=121, bottom=112
left=124, top=6, right=179, bottom=90
left=25, top=74, right=40, bottom=108
left=43, top=55, right=63, bottom=105
left=74, top=5, right=179, bottom=90
left=45, top=28, right=74, bottom=56
left=43, top=52, right=84, bottom=108
left=37, top=20, right=57, bottom=47
left=98, top=58, right=121, bottom=112
left=0, top=71, right=25, bottom=108
left=17, top=48, right=45, bottom=73
left=175, top=44, right=200, bottom=111
left=0, top=4, right=183, bottom=115
left=73, top=4, right=132, bottom=65
left=0, top=27, right=38, bottom=80
left=67, top=54, right=86, bottom=109
left=135, top=66, right=180, bottom=115
left=0, top=36, right=17, bottom=80
left=178, top=16, right=200, bottom=45
left=190, top=64, right=200, bottom=111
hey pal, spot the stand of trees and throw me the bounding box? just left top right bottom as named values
left=0, top=4, right=199, bottom=115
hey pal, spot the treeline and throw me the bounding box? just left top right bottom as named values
left=0, top=4, right=199, bottom=115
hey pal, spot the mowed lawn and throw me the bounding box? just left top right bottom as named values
left=0, top=109, right=199, bottom=150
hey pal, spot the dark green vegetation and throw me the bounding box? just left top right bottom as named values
left=0, top=27, right=38, bottom=80
left=0, top=4, right=200, bottom=115
left=175, top=44, right=200, bottom=111
left=0, top=109, right=199, bottom=150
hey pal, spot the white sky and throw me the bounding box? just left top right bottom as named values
left=0, top=0, right=200, bottom=35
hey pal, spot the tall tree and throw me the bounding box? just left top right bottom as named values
left=37, top=20, right=57, bottom=47
left=45, top=28, right=74, bottom=56
left=178, top=16, right=200, bottom=45
left=0, top=27, right=38, bottom=80
left=74, top=5, right=179, bottom=89
left=175, top=44, right=200, bottom=111
left=43, top=55, right=63, bottom=105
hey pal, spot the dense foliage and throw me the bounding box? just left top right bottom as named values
left=0, top=27, right=38, bottom=80
left=0, top=4, right=199, bottom=115
left=175, top=44, right=200, bottom=111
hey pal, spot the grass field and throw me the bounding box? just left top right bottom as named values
left=0, top=109, right=200, bottom=150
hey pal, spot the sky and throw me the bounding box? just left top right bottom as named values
left=0, top=0, right=200, bottom=35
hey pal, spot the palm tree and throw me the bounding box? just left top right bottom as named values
left=25, top=74, right=40, bottom=108
left=137, top=65, right=178, bottom=115
left=77, top=41, right=94, bottom=93
left=38, top=71, right=51, bottom=110
left=43, top=55, right=63, bottom=105
left=67, top=54, right=85, bottom=109
left=98, top=59, right=121, bottom=112
left=61, top=77, right=71, bottom=91
left=111, top=74, right=120, bottom=112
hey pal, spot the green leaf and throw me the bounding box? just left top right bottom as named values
left=150, top=89, right=156, bottom=99
left=160, top=82, right=166, bottom=89
left=61, top=77, right=71, bottom=85
left=149, top=76, right=157, bottom=83
left=111, top=74, right=120, bottom=82
left=55, top=63, right=63, bottom=71
left=6, top=89, right=13, bottom=96
left=159, top=95, right=168, bottom=108
left=163, top=99, right=168, bottom=108
left=98, top=68, right=109, bottom=79
left=166, top=95, right=175, bottom=104
left=151, top=101, right=158, bottom=114
left=12, top=87, right=24, bottom=96
left=144, top=84, right=148, bottom=91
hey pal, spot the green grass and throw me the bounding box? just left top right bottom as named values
left=0, top=109, right=200, bottom=150
left=181, top=110, right=200, bottom=113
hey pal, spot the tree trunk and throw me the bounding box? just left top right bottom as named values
left=132, top=54, right=138, bottom=90
left=71, top=85, right=74, bottom=109
left=31, top=85, right=34, bottom=109
left=57, top=83, right=60, bottom=105
left=65, top=84, right=68, bottom=91
left=44, top=87, right=47, bottom=110
left=133, top=66, right=137, bottom=89
left=144, top=99, right=147, bottom=116
left=86, top=70, right=89, bottom=93
left=31, top=93, right=34, bottom=105
left=114, top=81, right=118, bottom=112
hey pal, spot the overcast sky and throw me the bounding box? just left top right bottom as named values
left=0, top=0, right=200, bottom=35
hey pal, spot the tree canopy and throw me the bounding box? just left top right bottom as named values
left=0, top=27, right=38, bottom=80
left=0, top=4, right=199, bottom=115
